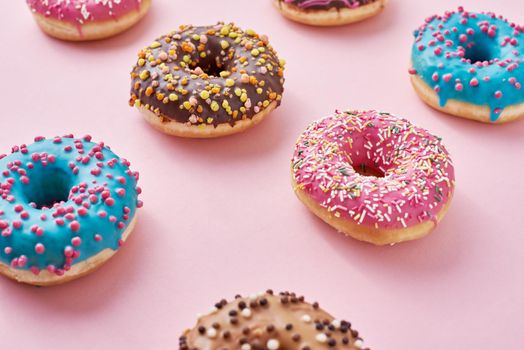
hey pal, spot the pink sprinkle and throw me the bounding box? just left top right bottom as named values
left=432, top=73, right=439, bottom=81
left=443, top=73, right=453, bottom=82
left=18, top=255, right=27, bottom=267
left=470, top=78, right=479, bottom=87
left=12, top=220, right=22, bottom=229
left=455, top=83, right=464, bottom=91
left=71, top=237, right=82, bottom=247
left=69, top=220, right=80, bottom=232
left=408, top=68, right=417, bottom=75
left=105, top=198, right=115, bottom=206
left=117, top=176, right=127, bottom=184
left=494, top=91, right=503, bottom=98
left=459, top=34, right=468, bottom=43
left=94, top=234, right=103, bottom=242
left=35, top=243, right=45, bottom=254
left=64, top=246, right=74, bottom=257
left=4, top=247, right=12, bottom=254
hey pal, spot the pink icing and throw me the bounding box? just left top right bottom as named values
left=26, top=0, right=143, bottom=24
left=284, top=0, right=368, bottom=9
left=292, top=110, right=455, bottom=230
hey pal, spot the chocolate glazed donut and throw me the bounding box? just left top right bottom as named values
left=179, top=290, right=369, bottom=350
left=130, top=23, right=285, bottom=138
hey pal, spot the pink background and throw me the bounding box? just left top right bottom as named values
left=1, top=0, right=523, bottom=348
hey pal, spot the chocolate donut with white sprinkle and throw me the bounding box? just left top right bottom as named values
left=130, top=23, right=285, bottom=138
left=179, top=290, right=369, bottom=350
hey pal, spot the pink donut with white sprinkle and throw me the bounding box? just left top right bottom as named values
left=274, top=0, right=387, bottom=27
left=291, top=110, right=455, bottom=245
left=26, top=0, right=151, bottom=41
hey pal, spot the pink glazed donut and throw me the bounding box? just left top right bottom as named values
left=26, top=0, right=151, bottom=41
left=291, top=110, right=455, bottom=245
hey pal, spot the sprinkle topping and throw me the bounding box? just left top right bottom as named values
left=26, top=0, right=144, bottom=24
left=129, top=23, right=285, bottom=127
left=410, top=7, right=524, bottom=121
left=0, top=135, right=142, bottom=275
left=292, top=110, right=455, bottom=230
left=179, top=290, right=368, bottom=350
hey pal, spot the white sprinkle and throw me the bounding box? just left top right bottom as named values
left=241, top=344, right=251, bottom=350
left=267, top=339, right=280, bottom=350
left=241, top=308, right=252, bottom=318
left=316, top=333, right=328, bottom=343
left=331, top=319, right=341, bottom=329
left=206, top=328, right=217, bottom=338
left=301, top=314, right=312, bottom=323
left=354, top=339, right=364, bottom=348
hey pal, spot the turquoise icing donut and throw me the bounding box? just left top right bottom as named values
left=0, top=135, right=142, bottom=282
left=410, top=7, right=524, bottom=122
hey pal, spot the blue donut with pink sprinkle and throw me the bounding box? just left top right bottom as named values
left=0, top=135, right=142, bottom=285
left=410, top=7, right=524, bottom=123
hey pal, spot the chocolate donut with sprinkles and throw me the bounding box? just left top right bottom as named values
left=26, top=0, right=151, bottom=41
left=0, top=135, right=142, bottom=286
left=410, top=7, right=524, bottom=123
left=179, top=290, right=369, bottom=350
left=274, top=0, right=387, bottom=26
left=130, top=23, right=286, bottom=138
left=291, top=110, right=455, bottom=245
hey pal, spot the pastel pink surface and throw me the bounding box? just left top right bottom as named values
left=0, top=0, right=523, bottom=349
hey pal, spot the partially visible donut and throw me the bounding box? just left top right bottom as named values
left=410, top=7, right=524, bottom=124
left=179, top=290, right=369, bottom=350
left=274, top=0, right=387, bottom=26
left=26, top=0, right=151, bottom=41
left=129, top=23, right=286, bottom=138
left=0, top=135, right=142, bottom=286
left=291, top=110, right=455, bottom=245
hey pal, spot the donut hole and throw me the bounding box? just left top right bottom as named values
left=23, top=167, right=72, bottom=209
left=352, top=164, right=385, bottom=178
left=464, top=42, right=493, bottom=63
left=191, top=54, right=231, bottom=77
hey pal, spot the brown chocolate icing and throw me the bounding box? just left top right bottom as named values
left=129, top=23, right=285, bottom=127
left=179, top=290, right=369, bottom=350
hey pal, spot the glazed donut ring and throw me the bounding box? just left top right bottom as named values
left=410, top=7, right=524, bottom=124
left=179, top=290, right=368, bottom=350
left=0, top=135, right=142, bottom=286
left=130, top=23, right=286, bottom=138
left=26, top=0, right=151, bottom=41
left=291, top=110, right=455, bottom=245
left=274, top=0, right=387, bottom=26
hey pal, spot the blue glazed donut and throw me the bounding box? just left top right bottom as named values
left=0, top=135, right=142, bottom=286
left=410, top=7, right=524, bottom=123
